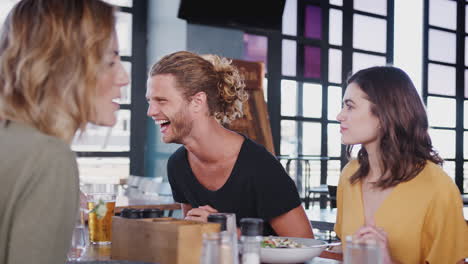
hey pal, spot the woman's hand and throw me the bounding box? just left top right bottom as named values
left=185, top=205, right=218, bottom=222
left=353, top=225, right=397, bottom=264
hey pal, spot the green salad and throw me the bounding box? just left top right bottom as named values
left=261, top=236, right=305, bottom=248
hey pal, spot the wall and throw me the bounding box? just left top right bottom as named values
left=145, top=0, right=187, bottom=178
left=144, top=1, right=244, bottom=179
left=186, top=23, right=244, bottom=59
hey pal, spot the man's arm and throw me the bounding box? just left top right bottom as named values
left=269, top=205, right=314, bottom=238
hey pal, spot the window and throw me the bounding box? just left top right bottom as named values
left=267, top=0, right=394, bottom=196
left=423, top=0, right=466, bottom=193
left=241, top=0, right=394, bottom=197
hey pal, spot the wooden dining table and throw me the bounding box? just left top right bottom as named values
left=76, top=193, right=467, bottom=264
left=78, top=193, right=343, bottom=263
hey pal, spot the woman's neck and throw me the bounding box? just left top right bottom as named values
left=364, top=142, right=384, bottom=182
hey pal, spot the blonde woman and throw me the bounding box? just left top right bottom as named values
left=146, top=51, right=314, bottom=238
left=0, top=1, right=129, bottom=264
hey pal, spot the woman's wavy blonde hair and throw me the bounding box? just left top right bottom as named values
left=149, top=51, right=248, bottom=124
left=0, top=0, right=116, bottom=142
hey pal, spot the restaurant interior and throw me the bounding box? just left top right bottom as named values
left=1, top=0, right=467, bottom=263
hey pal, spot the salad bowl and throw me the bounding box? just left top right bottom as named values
left=260, top=236, right=330, bottom=264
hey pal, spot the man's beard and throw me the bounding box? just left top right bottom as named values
left=163, top=106, right=193, bottom=144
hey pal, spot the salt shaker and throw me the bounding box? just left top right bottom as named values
left=239, top=218, right=263, bottom=264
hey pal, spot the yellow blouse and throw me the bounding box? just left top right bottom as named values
left=335, top=160, right=468, bottom=264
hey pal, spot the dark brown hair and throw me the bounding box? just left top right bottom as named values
left=346, top=66, right=443, bottom=189
left=148, top=51, right=248, bottom=124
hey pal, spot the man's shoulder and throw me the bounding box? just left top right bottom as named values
left=167, top=146, right=188, bottom=174
left=239, top=136, right=286, bottom=176
left=168, top=145, right=187, bottom=163
left=241, top=136, right=274, bottom=158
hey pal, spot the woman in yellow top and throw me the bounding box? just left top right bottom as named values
left=334, top=66, right=468, bottom=264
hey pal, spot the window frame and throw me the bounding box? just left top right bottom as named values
left=268, top=0, right=394, bottom=195
left=422, top=0, right=466, bottom=193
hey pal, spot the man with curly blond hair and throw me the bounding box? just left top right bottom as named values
left=146, top=51, right=313, bottom=237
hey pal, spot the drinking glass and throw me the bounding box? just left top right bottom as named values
left=344, top=235, right=383, bottom=264
left=221, top=213, right=237, bottom=234
left=208, top=213, right=239, bottom=264
left=67, top=209, right=87, bottom=261
left=223, top=213, right=239, bottom=264
left=220, top=231, right=239, bottom=264
left=200, top=232, right=221, bottom=264
left=87, top=192, right=116, bottom=244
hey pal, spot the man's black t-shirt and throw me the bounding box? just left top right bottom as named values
left=167, top=136, right=302, bottom=236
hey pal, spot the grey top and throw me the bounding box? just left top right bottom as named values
left=0, top=121, right=79, bottom=264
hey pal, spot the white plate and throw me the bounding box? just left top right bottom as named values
left=260, top=237, right=327, bottom=264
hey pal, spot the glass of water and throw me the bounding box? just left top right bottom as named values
left=344, top=235, right=382, bottom=264
left=67, top=209, right=87, bottom=261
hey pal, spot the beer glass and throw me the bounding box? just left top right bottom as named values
left=87, top=192, right=116, bottom=244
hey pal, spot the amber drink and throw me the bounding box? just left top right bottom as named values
left=87, top=193, right=116, bottom=244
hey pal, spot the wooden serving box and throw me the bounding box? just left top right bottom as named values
left=111, top=216, right=220, bottom=264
